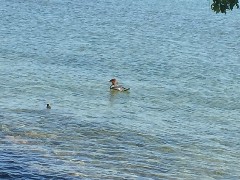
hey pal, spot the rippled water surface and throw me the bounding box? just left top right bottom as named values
left=1, top=0, right=240, bottom=179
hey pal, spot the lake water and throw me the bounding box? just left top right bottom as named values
left=0, top=0, right=240, bottom=179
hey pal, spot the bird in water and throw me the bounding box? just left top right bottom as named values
left=109, top=78, right=130, bottom=92
left=46, top=104, right=51, bottom=109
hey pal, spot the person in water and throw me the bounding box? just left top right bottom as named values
left=46, top=104, right=51, bottom=109
left=109, top=78, right=130, bottom=91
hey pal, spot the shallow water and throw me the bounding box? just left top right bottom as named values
left=1, top=0, right=240, bottom=179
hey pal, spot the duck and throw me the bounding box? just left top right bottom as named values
left=109, top=78, right=130, bottom=92
left=46, top=104, right=51, bottom=109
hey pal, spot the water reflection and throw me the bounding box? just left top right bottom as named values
left=109, top=90, right=130, bottom=106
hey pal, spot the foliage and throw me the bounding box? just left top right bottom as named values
left=211, top=0, right=239, bottom=13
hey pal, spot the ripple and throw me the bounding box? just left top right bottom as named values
left=1, top=0, right=240, bottom=179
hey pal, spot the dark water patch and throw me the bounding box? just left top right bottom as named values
left=0, top=172, right=13, bottom=179
left=0, top=149, right=79, bottom=180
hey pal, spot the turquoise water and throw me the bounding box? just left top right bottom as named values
left=1, top=0, right=240, bottom=179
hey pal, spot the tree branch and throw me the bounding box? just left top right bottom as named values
left=211, top=0, right=239, bottom=13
